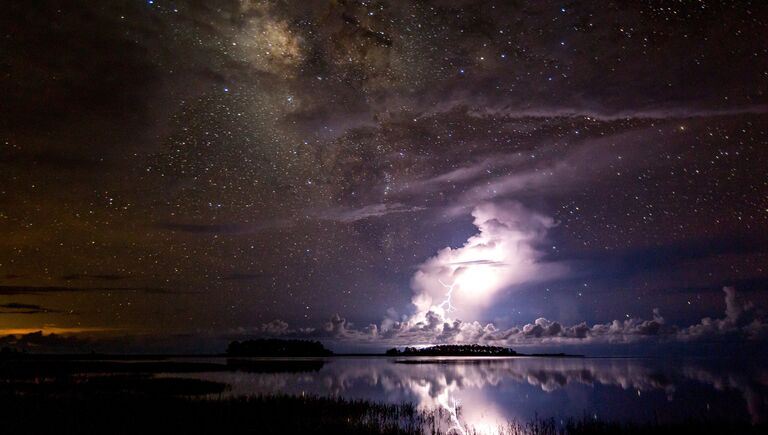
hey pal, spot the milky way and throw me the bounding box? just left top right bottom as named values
left=1, top=1, right=767, bottom=352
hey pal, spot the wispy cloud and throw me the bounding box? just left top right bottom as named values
left=0, top=285, right=173, bottom=296
left=400, top=126, right=670, bottom=217
left=61, top=274, right=124, bottom=281
left=465, top=104, right=768, bottom=122
left=0, top=302, right=61, bottom=315
left=315, top=202, right=426, bottom=223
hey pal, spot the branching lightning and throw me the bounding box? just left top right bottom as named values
left=437, top=279, right=458, bottom=314
left=433, top=279, right=468, bottom=434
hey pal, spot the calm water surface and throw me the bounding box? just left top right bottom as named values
left=163, top=356, right=767, bottom=431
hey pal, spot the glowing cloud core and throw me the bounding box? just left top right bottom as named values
left=410, top=202, right=567, bottom=323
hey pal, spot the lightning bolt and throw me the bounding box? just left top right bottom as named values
left=432, top=278, right=465, bottom=433
left=436, top=279, right=458, bottom=314
left=443, top=397, right=467, bottom=435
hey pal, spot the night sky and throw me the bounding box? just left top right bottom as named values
left=1, top=0, right=767, bottom=353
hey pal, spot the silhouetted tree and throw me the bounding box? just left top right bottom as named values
left=384, top=348, right=400, bottom=356
left=383, top=344, right=517, bottom=356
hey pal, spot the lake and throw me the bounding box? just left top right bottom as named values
left=161, top=356, right=768, bottom=433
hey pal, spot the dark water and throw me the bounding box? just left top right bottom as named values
left=163, top=356, right=767, bottom=432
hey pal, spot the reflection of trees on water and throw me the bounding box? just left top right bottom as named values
left=175, top=358, right=768, bottom=427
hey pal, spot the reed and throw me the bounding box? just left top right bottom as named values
left=0, top=392, right=764, bottom=434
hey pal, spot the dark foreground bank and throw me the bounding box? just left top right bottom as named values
left=1, top=393, right=766, bottom=435
left=1, top=355, right=765, bottom=434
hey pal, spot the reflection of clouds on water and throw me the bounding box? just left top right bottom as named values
left=497, top=359, right=677, bottom=398
left=164, top=357, right=767, bottom=431
left=681, top=364, right=768, bottom=424
left=379, top=359, right=682, bottom=432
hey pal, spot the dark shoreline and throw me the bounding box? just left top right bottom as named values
left=1, top=354, right=765, bottom=434
left=0, top=393, right=764, bottom=435
left=0, top=352, right=584, bottom=359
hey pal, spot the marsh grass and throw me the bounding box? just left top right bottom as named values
left=0, top=392, right=765, bottom=435
left=0, top=393, right=427, bottom=434
left=0, top=356, right=764, bottom=434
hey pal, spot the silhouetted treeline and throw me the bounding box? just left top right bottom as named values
left=226, top=339, right=333, bottom=357
left=385, top=344, right=518, bottom=356
left=0, top=346, right=24, bottom=358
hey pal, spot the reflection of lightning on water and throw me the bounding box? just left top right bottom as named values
left=444, top=397, right=467, bottom=435
left=433, top=277, right=466, bottom=434
left=437, top=279, right=458, bottom=313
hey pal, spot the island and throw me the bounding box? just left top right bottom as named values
left=385, top=344, right=518, bottom=356
left=384, top=344, right=582, bottom=358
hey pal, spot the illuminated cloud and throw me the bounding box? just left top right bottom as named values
left=410, top=201, right=568, bottom=322
left=256, top=287, right=766, bottom=349
left=678, top=286, right=768, bottom=341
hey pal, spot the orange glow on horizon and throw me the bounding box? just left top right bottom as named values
left=0, top=327, right=118, bottom=336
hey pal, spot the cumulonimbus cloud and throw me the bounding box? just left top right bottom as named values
left=243, top=203, right=767, bottom=349
left=410, top=201, right=568, bottom=322
left=248, top=201, right=767, bottom=348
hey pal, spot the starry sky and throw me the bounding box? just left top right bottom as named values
left=1, top=0, right=767, bottom=352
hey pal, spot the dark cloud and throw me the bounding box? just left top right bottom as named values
left=0, top=302, right=60, bottom=315
left=61, top=274, right=125, bottom=281
left=0, top=331, right=92, bottom=353
left=0, top=286, right=169, bottom=296
left=0, top=303, right=43, bottom=310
